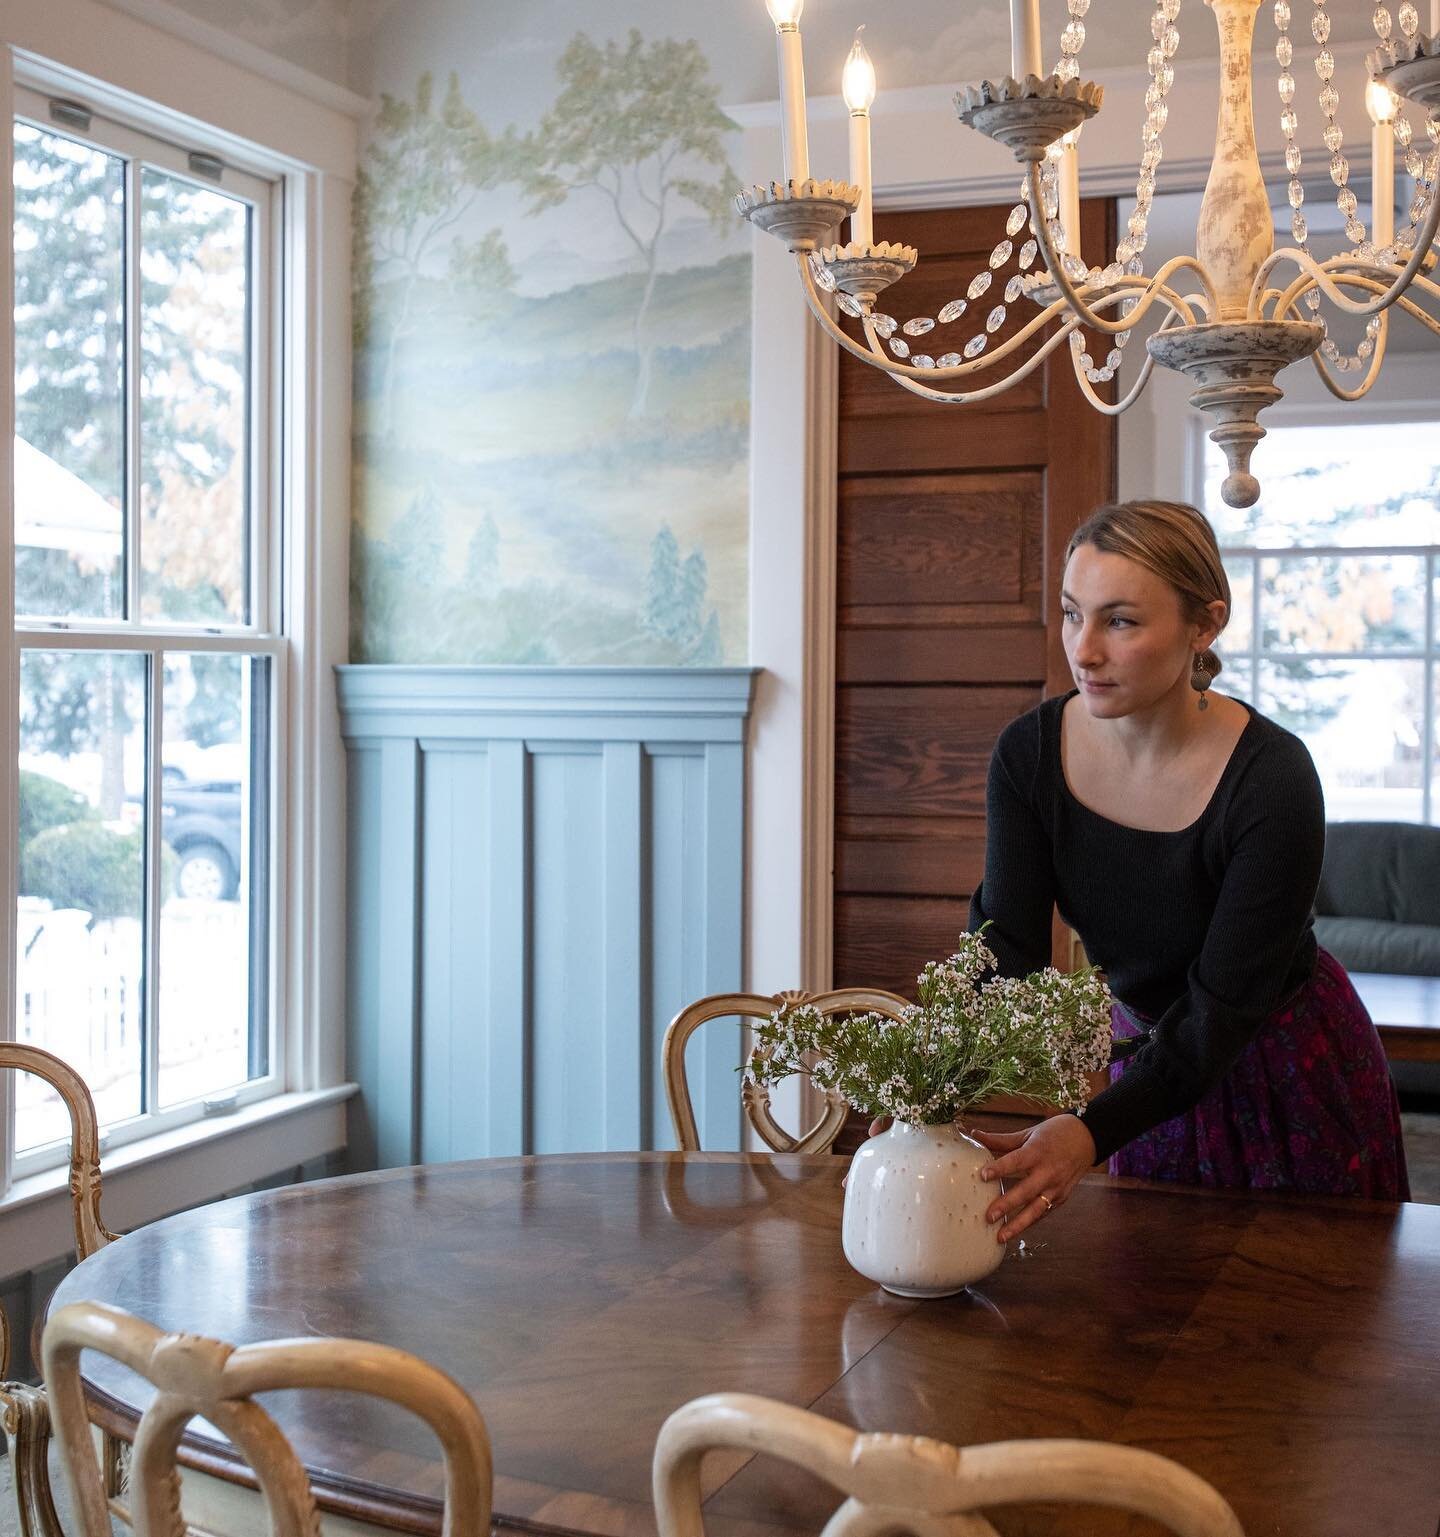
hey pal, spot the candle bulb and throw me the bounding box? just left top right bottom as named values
left=843, top=29, right=877, bottom=248
left=1060, top=129, right=1082, bottom=259
left=766, top=0, right=810, bottom=185
left=1366, top=79, right=1398, bottom=251
left=1009, top=0, right=1043, bottom=80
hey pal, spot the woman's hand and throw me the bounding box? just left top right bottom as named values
left=972, top=1114, right=1098, bottom=1243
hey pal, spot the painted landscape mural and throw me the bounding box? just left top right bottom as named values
left=350, top=32, right=751, bottom=666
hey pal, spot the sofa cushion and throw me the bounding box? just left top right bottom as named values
left=1315, top=821, right=1440, bottom=927
left=1314, top=915, right=1440, bottom=977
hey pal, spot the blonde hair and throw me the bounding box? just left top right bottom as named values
left=1065, top=500, right=1230, bottom=676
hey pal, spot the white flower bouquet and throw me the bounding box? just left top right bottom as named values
left=746, top=928, right=1115, bottom=1127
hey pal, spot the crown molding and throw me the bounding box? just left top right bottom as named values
left=100, top=0, right=369, bottom=120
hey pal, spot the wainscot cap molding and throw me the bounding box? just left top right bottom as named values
left=336, top=665, right=761, bottom=744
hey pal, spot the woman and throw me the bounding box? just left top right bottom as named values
left=966, top=499, right=1410, bottom=1246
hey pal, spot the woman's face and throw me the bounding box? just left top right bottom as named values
left=1060, top=543, right=1216, bottom=717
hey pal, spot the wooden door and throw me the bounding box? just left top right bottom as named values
left=832, top=199, right=1117, bottom=1000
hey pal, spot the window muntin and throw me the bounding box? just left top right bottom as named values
left=11, top=92, right=283, bottom=1170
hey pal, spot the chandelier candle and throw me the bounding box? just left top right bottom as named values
left=843, top=31, right=876, bottom=247
left=766, top=0, right=810, bottom=184
left=1010, top=0, right=1044, bottom=78
left=1366, top=80, right=1397, bottom=249
left=1060, top=130, right=1083, bottom=258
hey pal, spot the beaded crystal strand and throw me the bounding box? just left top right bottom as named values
left=1273, top=0, right=1372, bottom=371
left=883, top=0, right=1100, bottom=374
left=1373, top=5, right=1440, bottom=257
left=1070, top=0, right=1180, bottom=386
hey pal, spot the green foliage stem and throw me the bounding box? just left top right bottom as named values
left=748, top=930, right=1115, bottom=1126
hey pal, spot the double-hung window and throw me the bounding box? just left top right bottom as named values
left=1200, top=414, right=1440, bottom=824
left=11, top=88, right=283, bottom=1166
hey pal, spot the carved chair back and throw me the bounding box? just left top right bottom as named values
left=653, top=1392, right=1246, bottom=1537
left=44, top=1301, right=494, bottom=1537
left=0, top=1041, right=116, bottom=1323
left=662, top=988, right=909, bottom=1154
left=0, top=1043, right=119, bottom=1537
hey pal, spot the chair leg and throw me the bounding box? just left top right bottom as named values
left=1, top=1381, right=64, bottom=1537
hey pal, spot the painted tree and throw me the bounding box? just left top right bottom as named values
left=643, top=524, right=682, bottom=640
left=523, top=31, right=739, bottom=417
left=692, top=611, right=723, bottom=666
left=642, top=523, right=718, bottom=659
left=676, top=549, right=708, bottom=653
left=464, top=512, right=501, bottom=595
left=354, top=71, right=521, bottom=438
left=386, top=485, right=448, bottom=583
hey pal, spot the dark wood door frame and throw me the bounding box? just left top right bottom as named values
left=828, top=197, right=1119, bottom=1001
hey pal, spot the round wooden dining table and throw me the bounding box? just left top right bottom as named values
left=49, top=1151, right=1440, bottom=1537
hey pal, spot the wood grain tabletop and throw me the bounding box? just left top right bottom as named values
left=48, top=1153, right=1440, bottom=1536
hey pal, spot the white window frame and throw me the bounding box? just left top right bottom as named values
left=9, top=89, right=285, bottom=1173
left=0, top=14, right=359, bottom=1227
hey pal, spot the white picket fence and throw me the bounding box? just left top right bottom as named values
left=15, top=896, right=250, bottom=1150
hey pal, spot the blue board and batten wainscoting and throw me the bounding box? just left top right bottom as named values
left=337, top=667, right=759, bottom=1169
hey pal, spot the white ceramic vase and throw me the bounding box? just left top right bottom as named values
left=842, top=1120, right=1006, bottom=1297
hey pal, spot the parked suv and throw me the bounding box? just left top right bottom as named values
left=162, top=779, right=242, bottom=901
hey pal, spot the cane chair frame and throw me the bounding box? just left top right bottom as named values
left=653, top=1392, right=1246, bottom=1537
left=43, top=1300, right=494, bottom=1537
left=0, top=1043, right=119, bottom=1537
left=662, top=988, right=910, bottom=1154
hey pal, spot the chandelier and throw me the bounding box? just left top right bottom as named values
left=738, top=0, right=1440, bottom=507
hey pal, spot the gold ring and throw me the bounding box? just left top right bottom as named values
left=1038, top=1193, right=1053, bottom=1212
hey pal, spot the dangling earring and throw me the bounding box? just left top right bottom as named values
left=1190, top=652, right=1213, bottom=711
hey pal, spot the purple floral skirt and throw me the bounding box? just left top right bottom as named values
left=1108, top=948, right=1410, bottom=1200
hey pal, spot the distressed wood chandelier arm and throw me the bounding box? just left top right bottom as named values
left=1066, top=304, right=1189, bottom=415
left=1256, top=188, right=1440, bottom=321
left=1024, top=167, right=1214, bottom=331
left=1307, top=312, right=1391, bottom=401
left=864, top=286, right=1191, bottom=407
left=1267, top=255, right=1440, bottom=330
left=1272, top=262, right=1438, bottom=338
left=796, top=250, right=1080, bottom=381
left=1267, top=267, right=1440, bottom=400
left=797, top=252, right=1198, bottom=396
left=799, top=256, right=1194, bottom=404
left=859, top=311, right=1087, bottom=402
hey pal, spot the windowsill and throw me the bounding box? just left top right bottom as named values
left=1, top=1082, right=357, bottom=1219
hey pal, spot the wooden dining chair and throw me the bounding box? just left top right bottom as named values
left=0, top=1042, right=119, bottom=1537
left=653, top=1392, right=1246, bottom=1537
left=43, top=1299, right=494, bottom=1537
left=662, top=988, right=909, bottom=1154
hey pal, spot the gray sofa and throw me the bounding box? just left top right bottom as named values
left=1313, top=821, right=1440, bottom=977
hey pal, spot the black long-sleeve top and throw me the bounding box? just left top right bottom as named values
left=967, top=690, right=1325, bottom=1162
